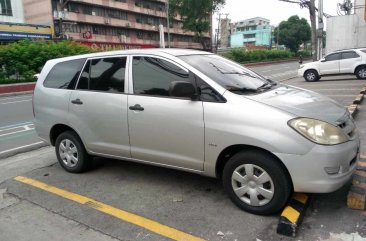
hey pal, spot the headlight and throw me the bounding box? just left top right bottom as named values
left=288, top=118, right=348, bottom=145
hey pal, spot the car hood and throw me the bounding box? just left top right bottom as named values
left=246, top=85, right=348, bottom=124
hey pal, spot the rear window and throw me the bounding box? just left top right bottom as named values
left=44, top=59, right=86, bottom=89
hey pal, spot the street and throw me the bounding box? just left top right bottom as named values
left=0, top=94, right=46, bottom=158
left=1, top=61, right=365, bottom=241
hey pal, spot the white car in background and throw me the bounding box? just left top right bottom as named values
left=298, top=48, right=366, bottom=81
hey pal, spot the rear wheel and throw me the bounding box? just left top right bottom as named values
left=222, top=150, right=292, bottom=215
left=55, top=131, right=91, bottom=173
left=304, top=70, right=319, bottom=82
left=355, top=66, right=366, bottom=80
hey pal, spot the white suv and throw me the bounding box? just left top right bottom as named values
left=298, top=48, right=366, bottom=81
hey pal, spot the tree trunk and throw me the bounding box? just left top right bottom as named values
left=309, top=0, right=317, bottom=61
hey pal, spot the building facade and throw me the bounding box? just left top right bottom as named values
left=0, top=0, right=53, bottom=43
left=23, top=0, right=211, bottom=50
left=326, top=0, right=366, bottom=53
left=0, top=0, right=24, bottom=23
left=230, top=17, right=272, bottom=48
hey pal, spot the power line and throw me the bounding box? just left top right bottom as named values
left=278, top=0, right=332, bottom=17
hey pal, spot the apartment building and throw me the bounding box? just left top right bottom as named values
left=23, top=0, right=211, bottom=50
left=230, top=17, right=272, bottom=48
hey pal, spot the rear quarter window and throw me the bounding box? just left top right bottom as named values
left=44, top=59, right=86, bottom=89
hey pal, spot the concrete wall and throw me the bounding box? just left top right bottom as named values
left=326, top=0, right=366, bottom=54
left=0, top=0, right=24, bottom=23
left=23, top=0, right=53, bottom=25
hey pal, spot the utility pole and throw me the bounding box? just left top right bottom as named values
left=277, top=25, right=280, bottom=49
left=317, top=0, right=324, bottom=60
left=308, top=0, right=317, bottom=61
left=166, top=0, right=171, bottom=48
left=57, top=0, right=71, bottom=39
left=215, top=14, right=221, bottom=53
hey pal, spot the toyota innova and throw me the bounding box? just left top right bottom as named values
left=33, top=49, right=360, bottom=215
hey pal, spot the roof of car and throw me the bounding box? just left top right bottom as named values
left=49, top=48, right=213, bottom=63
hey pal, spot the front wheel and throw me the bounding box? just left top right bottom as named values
left=355, top=66, right=366, bottom=80
left=222, top=150, right=292, bottom=215
left=304, top=70, right=319, bottom=82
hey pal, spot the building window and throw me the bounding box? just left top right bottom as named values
left=244, top=34, right=256, bottom=38
left=0, top=0, right=12, bottom=16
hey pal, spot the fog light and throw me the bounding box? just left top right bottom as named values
left=324, top=166, right=340, bottom=175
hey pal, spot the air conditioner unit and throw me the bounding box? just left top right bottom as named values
left=120, top=35, right=127, bottom=43
left=92, top=11, right=96, bottom=16
left=105, top=18, right=110, bottom=24
left=125, top=22, right=131, bottom=27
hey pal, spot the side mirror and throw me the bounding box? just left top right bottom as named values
left=320, top=58, right=326, bottom=62
left=169, top=81, right=196, bottom=99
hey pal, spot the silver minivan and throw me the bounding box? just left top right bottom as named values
left=34, top=49, right=359, bottom=215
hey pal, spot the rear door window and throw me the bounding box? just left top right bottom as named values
left=341, top=51, right=360, bottom=59
left=77, top=57, right=127, bottom=93
left=44, top=59, right=86, bottom=89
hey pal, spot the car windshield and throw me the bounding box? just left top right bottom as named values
left=178, top=54, right=275, bottom=94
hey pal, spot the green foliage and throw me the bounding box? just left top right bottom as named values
left=223, top=48, right=295, bottom=64
left=169, top=0, right=225, bottom=49
left=274, top=15, right=311, bottom=53
left=0, top=40, right=94, bottom=84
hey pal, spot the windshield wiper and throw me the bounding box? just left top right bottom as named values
left=226, top=86, right=258, bottom=93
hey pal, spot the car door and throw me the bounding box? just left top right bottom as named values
left=319, top=53, right=341, bottom=75
left=68, top=56, right=131, bottom=158
left=127, top=55, right=205, bottom=171
left=340, top=51, right=361, bottom=73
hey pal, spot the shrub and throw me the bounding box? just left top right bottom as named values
left=223, top=48, right=295, bottom=64
left=0, top=40, right=95, bottom=84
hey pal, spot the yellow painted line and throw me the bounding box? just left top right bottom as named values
left=292, top=193, right=308, bottom=205
left=15, top=176, right=205, bottom=241
left=281, top=206, right=300, bottom=224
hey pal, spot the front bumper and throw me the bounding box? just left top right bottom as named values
left=297, top=68, right=305, bottom=77
left=275, top=137, right=359, bottom=193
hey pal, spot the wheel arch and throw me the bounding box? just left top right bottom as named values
left=215, top=144, right=293, bottom=189
left=303, top=68, right=319, bottom=77
left=50, top=124, right=81, bottom=146
left=354, top=64, right=366, bottom=74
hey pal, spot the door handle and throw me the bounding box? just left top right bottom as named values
left=129, top=104, right=144, bottom=111
left=71, top=98, right=83, bottom=105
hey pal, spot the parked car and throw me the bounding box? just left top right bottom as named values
left=298, top=48, right=366, bottom=81
left=34, top=49, right=359, bottom=215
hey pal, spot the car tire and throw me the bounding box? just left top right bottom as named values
left=55, top=131, right=91, bottom=173
left=355, top=66, right=366, bottom=80
left=304, top=70, right=319, bottom=82
left=222, top=150, right=292, bottom=215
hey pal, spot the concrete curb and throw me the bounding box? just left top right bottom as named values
left=0, top=82, right=35, bottom=95
left=277, top=193, right=310, bottom=237
left=244, top=58, right=312, bottom=67
left=0, top=142, right=49, bottom=160
left=347, top=155, right=366, bottom=210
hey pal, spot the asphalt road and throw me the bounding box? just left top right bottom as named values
left=0, top=94, right=46, bottom=158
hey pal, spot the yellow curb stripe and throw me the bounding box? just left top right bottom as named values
left=14, top=176, right=205, bottom=241
left=292, top=193, right=308, bottom=205
left=281, top=206, right=300, bottom=224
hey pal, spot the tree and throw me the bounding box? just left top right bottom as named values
left=278, top=0, right=318, bottom=60
left=274, top=15, right=311, bottom=53
left=169, top=0, right=225, bottom=50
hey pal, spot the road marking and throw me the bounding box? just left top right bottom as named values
left=0, top=125, right=35, bottom=137
left=0, top=121, right=33, bottom=130
left=0, top=142, right=44, bottom=155
left=14, top=176, right=206, bottom=241
left=0, top=99, right=32, bottom=105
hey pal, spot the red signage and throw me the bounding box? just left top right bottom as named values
left=82, top=31, right=92, bottom=39
left=79, top=41, right=156, bottom=51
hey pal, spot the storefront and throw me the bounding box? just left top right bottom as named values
left=0, top=22, right=52, bottom=43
